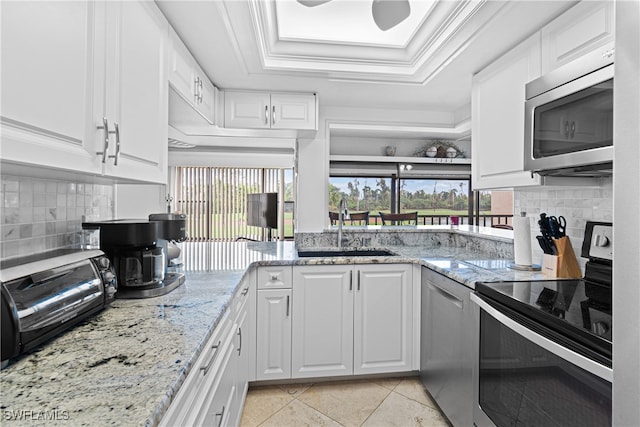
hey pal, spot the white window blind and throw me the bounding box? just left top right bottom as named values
left=173, top=167, right=281, bottom=241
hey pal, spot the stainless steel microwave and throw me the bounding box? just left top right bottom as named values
left=524, top=47, right=614, bottom=176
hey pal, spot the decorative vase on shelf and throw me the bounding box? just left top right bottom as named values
left=425, top=146, right=437, bottom=157
left=385, top=146, right=397, bottom=156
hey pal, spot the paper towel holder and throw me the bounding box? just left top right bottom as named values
left=508, top=212, right=542, bottom=271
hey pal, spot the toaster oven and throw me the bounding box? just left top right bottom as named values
left=1, top=249, right=117, bottom=367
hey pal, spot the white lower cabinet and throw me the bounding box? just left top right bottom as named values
left=290, top=264, right=413, bottom=379
left=354, top=265, right=413, bottom=375
left=291, top=265, right=354, bottom=378
left=161, top=274, right=253, bottom=427
left=255, top=288, right=292, bottom=380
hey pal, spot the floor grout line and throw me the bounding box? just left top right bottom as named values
left=242, top=377, right=450, bottom=427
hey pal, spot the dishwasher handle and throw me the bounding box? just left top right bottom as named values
left=427, top=281, right=463, bottom=310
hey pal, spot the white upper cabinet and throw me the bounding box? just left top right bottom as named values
left=224, top=91, right=317, bottom=130
left=0, top=1, right=101, bottom=175
left=472, top=34, right=543, bottom=190
left=168, top=27, right=218, bottom=126
left=270, top=94, right=317, bottom=130
left=541, top=1, right=615, bottom=74
left=0, top=1, right=168, bottom=184
left=100, top=1, right=168, bottom=183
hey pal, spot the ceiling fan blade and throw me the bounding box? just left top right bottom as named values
left=372, top=0, right=411, bottom=31
left=296, top=0, right=332, bottom=7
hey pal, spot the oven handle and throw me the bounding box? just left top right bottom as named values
left=470, top=293, right=612, bottom=382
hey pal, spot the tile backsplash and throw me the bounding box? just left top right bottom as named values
left=514, top=178, right=613, bottom=270
left=1, top=174, right=114, bottom=260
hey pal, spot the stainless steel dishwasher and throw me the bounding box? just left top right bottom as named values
left=420, top=266, right=473, bottom=427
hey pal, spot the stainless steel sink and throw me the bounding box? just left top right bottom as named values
left=297, top=249, right=397, bottom=258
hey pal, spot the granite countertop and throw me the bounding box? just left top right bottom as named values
left=0, top=229, right=547, bottom=426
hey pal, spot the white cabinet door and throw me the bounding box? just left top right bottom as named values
left=271, top=94, right=316, bottom=130
left=256, top=289, right=292, bottom=380
left=471, top=33, right=542, bottom=190
left=0, top=1, right=101, bottom=174
left=224, top=91, right=317, bottom=130
left=541, top=1, right=615, bottom=73
left=168, top=27, right=197, bottom=105
left=291, top=265, right=353, bottom=378
left=101, top=1, right=167, bottom=183
left=224, top=92, right=271, bottom=129
left=354, top=264, right=412, bottom=375
left=230, top=307, right=249, bottom=427
left=197, top=76, right=218, bottom=125
left=168, top=27, right=217, bottom=126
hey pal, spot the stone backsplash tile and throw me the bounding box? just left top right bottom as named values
left=514, top=179, right=613, bottom=270
left=1, top=174, right=114, bottom=260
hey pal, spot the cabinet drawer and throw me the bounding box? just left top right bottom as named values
left=233, top=281, right=251, bottom=318
left=257, top=266, right=292, bottom=289
left=160, top=308, right=232, bottom=426
left=197, top=332, right=236, bottom=427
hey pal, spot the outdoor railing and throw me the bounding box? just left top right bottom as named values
left=365, top=214, right=513, bottom=227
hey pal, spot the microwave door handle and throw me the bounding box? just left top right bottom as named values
left=470, top=293, right=613, bottom=382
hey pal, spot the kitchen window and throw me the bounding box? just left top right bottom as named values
left=329, top=176, right=473, bottom=225
left=329, top=175, right=514, bottom=227
left=171, top=166, right=293, bottom=241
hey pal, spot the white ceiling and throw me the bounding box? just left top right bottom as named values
left=156, top=0, right=576, bottom=120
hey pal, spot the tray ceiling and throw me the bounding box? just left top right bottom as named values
left=157, top=0, right=576, bottom=114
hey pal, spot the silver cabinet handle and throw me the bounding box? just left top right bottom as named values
left=272, top=105, right=276, bottom=125
left=265, top=105, right=269, bottom=124
left=357, top=270, right=361, bottom=291
left=349, top=270, right=353, bottom=291
left=564, top=120, right=570, bottom=138
left=237, top=327, right=242, bottom=355
left=200, top=340, right=221, bottom=375
left=108, top=122, right=120, bottom=166
left=286, top=295, right=290, bottom=317
left=194, top=76, right=200, bottom=103
left=215, top=406, right=225, bottom=427
left=198, top=79, right=203, bottom=103
left=570, top=121, right=576, bottom=139
left=96, top=117, right=110, bottom=163
left=241, top=287, right=249, bottom=296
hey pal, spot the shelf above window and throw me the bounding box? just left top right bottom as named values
left=329, top=155, right=471, bottom=165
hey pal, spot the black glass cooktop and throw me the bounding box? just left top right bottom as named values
left=476, top=278, right=612, bottom=364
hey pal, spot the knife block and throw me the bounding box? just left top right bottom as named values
left=541, top=236, right=582, bottom=278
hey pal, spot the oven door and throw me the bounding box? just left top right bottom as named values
left=471, top=293, right=612, bottom=427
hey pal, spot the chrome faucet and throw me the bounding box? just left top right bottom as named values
left=337, top=197, right=349, bottom=248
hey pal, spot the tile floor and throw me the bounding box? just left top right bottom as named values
left=240, top=376, right=452, bottom=427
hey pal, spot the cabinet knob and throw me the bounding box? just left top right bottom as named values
left=270, top=274, right=278, bottom=281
